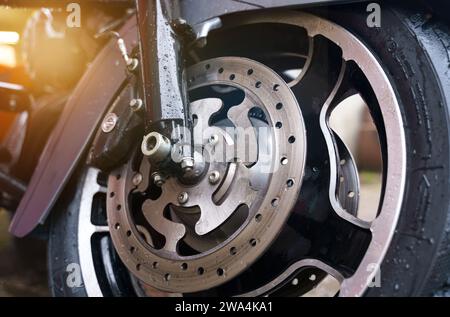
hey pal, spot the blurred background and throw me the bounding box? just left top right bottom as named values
left=0, top=7, right=49, bottom=297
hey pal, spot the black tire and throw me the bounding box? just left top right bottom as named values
left=317, top=2, right=450, bottom=296
left=47, top=2, right=450, bottom=297
left=48, top=171, right=88, bottom=297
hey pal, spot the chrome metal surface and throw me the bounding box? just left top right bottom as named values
left=130, top=98, right=144, bottom=112
left=141, top=132, right=172, bottom=163
left=101, top=113, right=119, bottom=133
left=192, top=17, right=223, bottom=47
left=77, top=169, right=109, bottom=297
left=239, top=259, right=344, bottom=297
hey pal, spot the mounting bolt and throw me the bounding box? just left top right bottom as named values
left=178, top=192, right=189, bottom=205
left=152, top=173, right=165, bottom=187
left=130, top=98, right=144, bottom=112
left=208, top=171, right=221, bottom=184
left=132, top=173, right=143, bottom=186
left=102, top=113, right=118, bottom=133
left=126, top=58, right=139, bottom=72
left=209, top=134, right=219, bottom=146
left=181, top=157, right=195, bottom=173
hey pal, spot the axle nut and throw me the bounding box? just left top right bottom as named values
left=142, top=132, right=172, bottom=163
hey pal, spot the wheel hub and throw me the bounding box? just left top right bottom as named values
left=106, top=57, right=307, bottom=293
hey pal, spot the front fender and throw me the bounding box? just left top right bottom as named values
left=9, top=17, right=138, bottom=237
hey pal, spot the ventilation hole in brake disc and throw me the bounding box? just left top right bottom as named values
left=288, top=136, right=296, bottom=144
left=287, top=179, right=295, bottom=188
left=271, top=198, right=280, bottom=207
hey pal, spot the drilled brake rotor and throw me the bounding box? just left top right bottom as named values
left=107, top=57, right=307, bottom=293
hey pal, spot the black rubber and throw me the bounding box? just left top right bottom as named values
left=48, top=171, right=88, bottom=297
left=317, top=1, right=450, bottom=296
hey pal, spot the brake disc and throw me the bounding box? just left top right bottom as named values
left=107, top=57, right=307, bottom=293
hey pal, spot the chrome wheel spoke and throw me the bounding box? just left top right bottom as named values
left=78, top=168, right=110, bottom=297
left=292, top=37, right=368, bottom=229
left=240, top=258, right=344, bottom=297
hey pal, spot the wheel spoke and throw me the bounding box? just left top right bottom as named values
left=94, top=225, right=110, bottom=233
left=78, top=168, right=109, bottom=297
left=292, top=36, right=370, bottom=229
left=239, top=258, right=344, bottom=297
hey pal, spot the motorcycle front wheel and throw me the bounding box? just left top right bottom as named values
left=48, top=3, right=450, bottom=297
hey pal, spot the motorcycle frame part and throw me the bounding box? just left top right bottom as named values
left=135, top=0, right=193, bottom=166
left=88, top=84, right=145, bottom=172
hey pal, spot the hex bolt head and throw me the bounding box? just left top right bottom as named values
left=208, top=171, right=221, bottom=184
left=178, top=192, right=189, bottom=205
left=102, top=113, right=118, bottom=133
left=130, top=98, right=144, bottom=112
left=152, top=173, right=165, bottom=187
left=181, top=157, right=195, bottom=172
left=132, top=173, right=143, bottom=186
